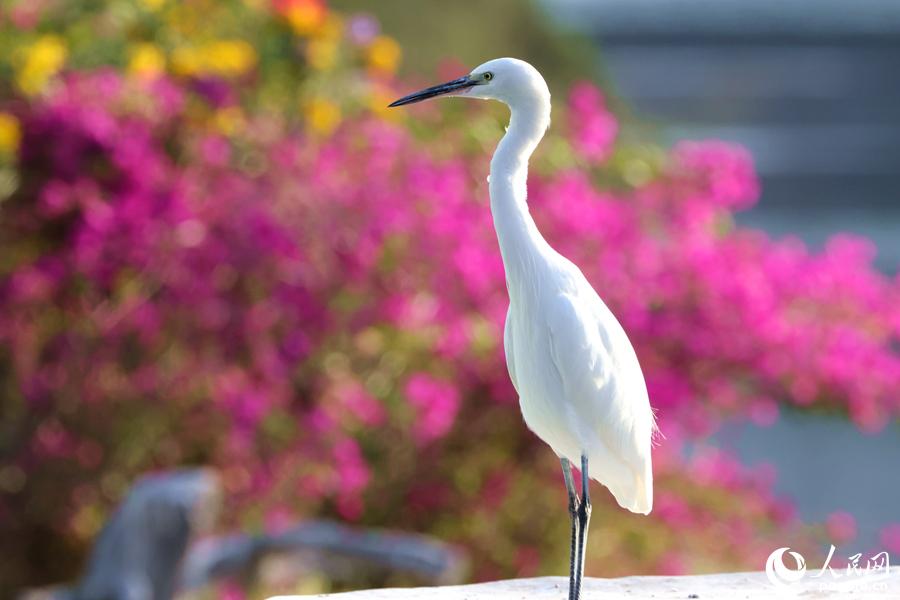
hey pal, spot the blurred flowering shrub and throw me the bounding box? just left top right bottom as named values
left=2, top=0, right=900, bottom=596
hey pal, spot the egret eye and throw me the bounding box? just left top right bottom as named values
left=484, top=72, right=493, bottom=81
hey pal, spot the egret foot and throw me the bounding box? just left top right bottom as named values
left=573, top=492, right=591, bottom=599
left=567, top=494, right=579, bottom=598
left=561, top=455, right=592, bottom=600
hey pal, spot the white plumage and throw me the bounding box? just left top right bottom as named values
left=473, top=58, right=654, bottom=515
left=390, top=57, right=655, bottom=599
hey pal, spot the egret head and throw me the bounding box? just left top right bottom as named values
left=389, top=58, right=550, bottom=116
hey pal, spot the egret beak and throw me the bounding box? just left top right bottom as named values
left=388, top=76, right=478, bottom=107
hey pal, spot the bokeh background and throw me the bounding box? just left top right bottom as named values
left=1, top=0, right=899, bottom=598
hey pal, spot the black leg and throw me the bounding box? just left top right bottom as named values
left=561, top=458, right=579, bottom=600
left=572, top=453, right=591, bottom=600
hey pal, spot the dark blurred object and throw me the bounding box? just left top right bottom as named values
left=45, top=470, right=222, bottom=600
left=73, top=470, right=222, bottom=600
left=16, top=470, right=221, bottom=600
left=16, top=469, right=468, bottom=600
left=552, top=0, right=900, bottom=273
left=180, top=521, right=469, bottom=590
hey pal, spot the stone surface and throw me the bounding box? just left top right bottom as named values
left=270, top=569, right=900, bottom=599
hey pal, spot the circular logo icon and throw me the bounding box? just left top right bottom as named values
left=766, top=547, right=807, bottom=588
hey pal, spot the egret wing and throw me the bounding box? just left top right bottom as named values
left=503, top=305, right=519, bottom=394
left=546, top=293, right=615, bottom=431
left=547, top=292, right=653, bottom=513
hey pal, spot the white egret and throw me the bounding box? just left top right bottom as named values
left=390, top=58, right=655, bottom=600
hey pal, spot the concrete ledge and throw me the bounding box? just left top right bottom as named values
left=270, top=570, right=900, bottom=599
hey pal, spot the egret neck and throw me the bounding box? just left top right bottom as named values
left=489, top=94, right=552, bottom=288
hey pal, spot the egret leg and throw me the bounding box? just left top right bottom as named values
left=560, top=458, right=579, bottom=600
left=572, top=453, right=592, bottom=600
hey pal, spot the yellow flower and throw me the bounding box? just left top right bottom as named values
left=170, top=46, right=202, bottom=76
left=0, top=113, right=22, bottom=155
left=203, top=40, right=258, bottom=77
left=304, top=13, right=343, bottom=71
left=367, top=35, right=401, bottom=75
left=128, top=43, right=166, bottom=80
left=306, top=38, right=337, bottom=71
left=170, top=40, right=258, bottom=78
left=283, top=0, right=328, bottom=36
left=14, top=35, right=68, bottom=96
left=305, top=98, right=341, bottom=136
left=138, top=0, right=166, bottom=10
left=213, top=106, right=247, bottom=137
